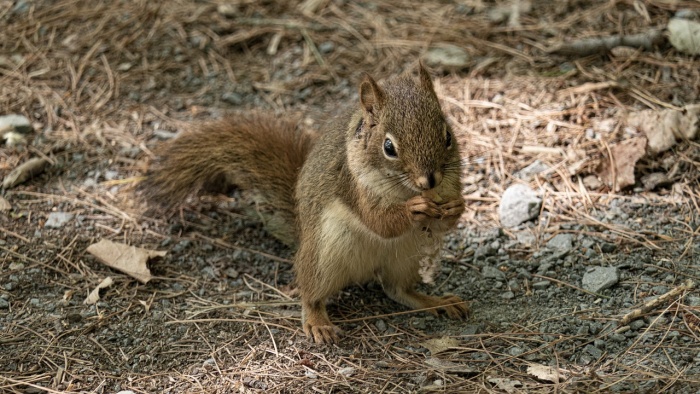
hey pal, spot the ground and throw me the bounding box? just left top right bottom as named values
left=1, top=1, right=700, bottom=393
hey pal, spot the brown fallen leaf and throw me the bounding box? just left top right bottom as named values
left=626, top=104, right=700, bottom=155
left=526, top=363, right=568, bottom=383
left=421, top=336, right=461, bottom=355
left=84, top=277, right=114, bottom=305
left=2, top=157, right=50, bottom=189
left=86, top=239, right=166, bottom=284
left=598, top=137, right=647, bottom=191
left=424, top=358, right=475, bottom=375
left=0, top=195, right=11, bottom=211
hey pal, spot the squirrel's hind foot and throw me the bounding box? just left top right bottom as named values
left=302, top=301, right=343, bottom=344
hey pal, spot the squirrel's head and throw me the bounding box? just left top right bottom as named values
left=349, top=64, right=460, bottom=197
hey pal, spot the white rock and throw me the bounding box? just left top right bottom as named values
left=0, top=114, right=32, bottom=133
left=45, top=212, right=74, bottom=228
left=498, top=184, right=541, bottom=228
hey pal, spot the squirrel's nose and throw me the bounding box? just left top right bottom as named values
left=417, top=172, right=442, bottom=190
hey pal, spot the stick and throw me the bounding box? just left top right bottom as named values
left=547, top=29, right=664, bottom=56
left=619, top=279, right=695, bottom=326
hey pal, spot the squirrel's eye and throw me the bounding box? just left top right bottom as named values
left=383, top=138, right=397, bottom=157
left=445, top=129, right=452, bottom=148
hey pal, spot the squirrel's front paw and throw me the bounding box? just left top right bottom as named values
left=438, top=197, right=465, bottom=219
left=406, top=195, right=442, bottom=224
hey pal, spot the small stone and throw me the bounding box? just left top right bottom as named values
left=482, top=265, right=505, bottom=280
left=546, top=234, right=574, bottom=252
left=45, top=212, right=74, bottom=228
left=217, top=4, right=237, bottom=17
left=318, top=41, right=335, bottom=53
left=600, top=243, right=617, bottom=253
left=582, top=266, right=619, bottom=293
left=584, top=344, right=603, bottom=359
left=629, top=320, right=646, bottom=331
left=498, top=184, right=542, bottom=228
left=338, top=367, right=355, bottom=377
left=422, top=44, right=470, bottom=68
left=576, top=325, right=589, bottom=336
left=221, top=92, right=243, bottom=105
left=172, top=240, right=191, bottom=253
left=374, top=319, right=387, bottom=332
left=609, top=333, right=626, bottom=342
left=201, top=266, right=217, bottom=279
left=153, top=129, right=177, bottom=140
left=508, top=346, right=524, bottom=356
left=305, top=370, right=317, bottom=379
left=224, top=268, right=239, bottom=279
left=0, top=114, right=33, bottom=133
left=375, top=361, right=390, bottom=368
left=532, top=280, right=551, bottom=290
left=0, top=298, right=9, bottom=309
left=515, top=160, right=550, bottom=180
left=501, top=291, right=515, bottom=299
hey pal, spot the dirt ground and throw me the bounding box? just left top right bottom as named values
left=2, top=1, right=700, bottom=393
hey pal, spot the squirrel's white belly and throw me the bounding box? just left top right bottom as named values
left=317, top=199, right=426, bottom=285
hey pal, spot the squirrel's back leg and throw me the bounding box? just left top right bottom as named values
left=294, top=239, right=345, bottom=344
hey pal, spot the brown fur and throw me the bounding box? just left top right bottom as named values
left=139, top=113, right=315, bottom=246
left=141, top=65, right=468, bottom=344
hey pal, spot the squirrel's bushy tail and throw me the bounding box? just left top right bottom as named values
left=139, top=113, right=316, bottom=246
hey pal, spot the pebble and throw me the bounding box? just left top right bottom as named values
left=0, top=114, right=32, bottom=133
left=318, top=41, right=335, bottom=53
left=45, top=212, right=74, bottom=228
left=629, top=320, right=646, bottom=331
left=515, top=160, right=550, bottom=181
left=338, top=367, right=355, bottom=377
left=498, top=184, right=542, bottom=228
left=153, top=129, right=177, bottom=140
left=201, top=266, right=217, bottom=279
left=584, top=344, right=603, bottom=359
left=0, top=298, right=9, bottom=309
left=532, top=280, right=551, bottom=290
left=172, top=240, right=191, bottom=253
left=221, top=92, right=243, bottom=105
left=482, top=265, right=505, bottom=280
left=600, top=242, right=617, bottom=253
left=224, top=268, right=239, bottom=279
left=374, top=319, right=387, bottom=332
left=582, top=266, right=619, bottom=293
left=546, top=234, right=574, bottom=252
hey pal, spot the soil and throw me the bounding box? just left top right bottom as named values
left=1, top=1, right=700, bottom=393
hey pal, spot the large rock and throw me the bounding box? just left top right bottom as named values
left=498, top=184, right=542, bottom=228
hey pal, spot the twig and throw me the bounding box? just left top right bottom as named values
left=619, top=279, right=695, bottom=326
left=547, top=29, right=664, bottom=56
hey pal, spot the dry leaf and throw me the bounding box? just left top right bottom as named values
left=2, top=157, right=49, bottom=189
left=526, top=363, right=565, bottom=383
left=421, top=336, right=461, bottom=355
left=488, top=377, right=523, bottom=394
left=425, top=358, right=475, bottom=374
left=598, top=137, right=647, bottom=191
left=86, top=239, right=166, bottom=284
left=84, top=277, right=114, bottom=305
left=0, top=196, right=11, bottom=211
left=626, top=105, right=700, bottom=154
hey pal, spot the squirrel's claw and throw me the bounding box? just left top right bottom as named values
left=304, top=323, right=343, bottom=344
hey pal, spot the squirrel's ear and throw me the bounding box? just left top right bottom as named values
left=359, top=74, right=385, bottom=115
left=418, top=62, right=435, bottom=91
